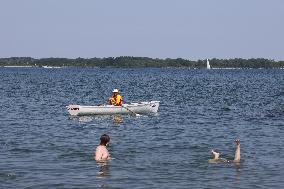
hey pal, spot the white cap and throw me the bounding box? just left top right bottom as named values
left=112, top=89, right=119, bottom=93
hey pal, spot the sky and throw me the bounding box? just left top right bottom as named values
left=0, top=0, right=283, bottom=60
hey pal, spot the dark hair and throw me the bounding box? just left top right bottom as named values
left=100, top=134, right=110, bottom=146
left=212, top=149, right=220, bottom=154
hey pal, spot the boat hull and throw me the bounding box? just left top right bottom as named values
left=66, top=101, right=160, bottom=116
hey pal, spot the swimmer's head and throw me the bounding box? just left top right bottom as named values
left=211, top=149, right=220, bottom=159
left=100, top=134, right=110, bottom=146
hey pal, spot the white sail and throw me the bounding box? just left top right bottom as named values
left=207, top=59, right=211, bottom=69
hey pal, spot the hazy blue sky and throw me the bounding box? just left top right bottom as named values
left=0, top=0, right=283, bottom=60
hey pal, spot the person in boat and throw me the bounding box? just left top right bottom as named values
left=94, top=134, right=111, bottom=161
left=209, top=139, right=241, bottom=163
left=109, top=89, right=122, bottom=106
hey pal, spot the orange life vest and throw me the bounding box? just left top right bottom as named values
left=110, top=94, right=122, bottom=106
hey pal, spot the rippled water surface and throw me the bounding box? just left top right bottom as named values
left=1, top=68, right=284, bottom=188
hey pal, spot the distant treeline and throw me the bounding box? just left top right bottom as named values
left=1, top=57, right=284, bottom=68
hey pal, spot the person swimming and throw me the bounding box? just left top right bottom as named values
left=209, top=139, right=241, bottom=163
left=94, top=134, right=111, bottom=162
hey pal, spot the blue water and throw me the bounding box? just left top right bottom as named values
left=0, top=68, right=283, bottom=188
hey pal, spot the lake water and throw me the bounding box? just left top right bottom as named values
left=0, top=68, right=283, bottom=188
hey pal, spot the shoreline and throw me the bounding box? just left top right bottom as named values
left=1, top=66, right=284, bottom=69
left=1, top=57, right=283, bottom=69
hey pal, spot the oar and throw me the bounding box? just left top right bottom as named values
left=122, top=105, right=141, bottom=117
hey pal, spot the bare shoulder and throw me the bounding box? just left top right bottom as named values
left=96, top=145, right=107, bottom=152
left=208, top=158, right=229, bottom=164
left=96, top=145, right=102, bottom=152
left=208, top=159, right=218, bottom=164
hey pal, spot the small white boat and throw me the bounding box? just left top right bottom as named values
left=43, top=66, right=61, bottom=69
left=207, top=59, right=211, bottom=69
left=66, top=101, right=160, bottom=116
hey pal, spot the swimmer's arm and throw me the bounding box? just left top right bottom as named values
left=94, top=148, right=102, bottom=161
left=233, top=139, right=241, bottom=162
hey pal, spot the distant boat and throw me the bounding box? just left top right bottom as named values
left=3, top=66, right=33, bottom=68
left=42, top=66, right=61, bottom=69
left=206, top=59, right=211, bottom=69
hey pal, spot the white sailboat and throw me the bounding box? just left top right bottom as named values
left=42, top=65, right=61, bottom=69
left=206, top=59, right=211, bottom=69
